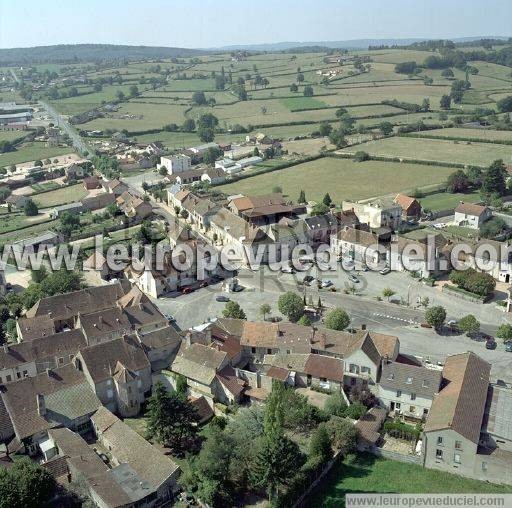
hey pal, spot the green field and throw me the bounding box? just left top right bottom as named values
left=0, top=210, right=52, bottom=235
left=0, top=143, right=72, bottom=168
left=216, top=157, right=455, bottom=203
left=340, top=136, right=512, bottom=166
left=411, top=127, right=512, bottom=143
left=280, top=97, right=328, bottom=111
left=312, top=454, right=512, bottom=508
left=32, top=184, right=88, bottom=208
left=419, top=189, right=481, bottom=211
left=0, top=130, right=30, bottom=143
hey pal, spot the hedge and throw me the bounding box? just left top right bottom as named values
left=383, top=420, right=420, bottom=441
left=401, top=132, right=512, bottom=146
left=443, top=284, right=487, bottom=302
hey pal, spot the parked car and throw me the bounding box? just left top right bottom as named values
left=181, top=287, right=192, bottom=294
left=485, top=340, right=497, bottom=350
left=216, top=295, right=230, bottom=302
left=280, top=266, right=295, bottom=274
left=348, top=274, right=360, bottom=284
left=321, top=280, right=333, bottom=288
left=303, top=275, right=314, bottom=285
left=164, top=314, right=176, bottom=323
left=505, top=342, right=512, bottom=352
left=433, top=223, right=446, bottom=229
left=379, top=266, right=391, bottom=275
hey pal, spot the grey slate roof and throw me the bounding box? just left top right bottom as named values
left=380, top=361, right=442, bottom=399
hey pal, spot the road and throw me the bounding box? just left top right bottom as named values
left=38, top=100, right=90, bottom=155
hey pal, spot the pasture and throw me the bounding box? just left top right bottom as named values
left=216, top=156, right=455, bottom=203
left=32, top=183, right=89, bottom=208
left=0, top=142, right=71, bottom=168
left=340, top=136, right=512, bottom=166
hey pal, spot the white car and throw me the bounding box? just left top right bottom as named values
left=433, top=223, right=446, bottom=229
left=321, top=280, right=333, bottom=288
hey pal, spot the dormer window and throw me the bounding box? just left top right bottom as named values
left=422, top=379, right=429, bottom=388
left=387, top=373, right=394, bottom=380
left=405, top=377, right=413, bottom=384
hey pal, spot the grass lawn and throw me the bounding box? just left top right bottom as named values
left=216, top=157, right=455, bottom=203
left=340, top=136, right=512, bottom=166
left=419, top=190, right=481, bottom=211
left=32, top=183, right=88, bottom=208
left=31, top=181, right=61, bottom=192
left=0, top=142, right=71, bottom=168
left=0, top=130, right=30, bottom=143
left=311, top=453, right=512, bottom=508
left=280, top=97, right=328, bottom=111
left=0, top=218, right=59, bottom=244
left=0, top=211, right=52, bottom=235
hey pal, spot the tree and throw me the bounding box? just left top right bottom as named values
left=31, top=266, right=47, bottom=283
left=329, top=129, right=347, bottom=149
left=290, top=83, right=298, bottom=92
left=297, top=314, right=311, bottom=326
left=425, top=305, right=446, bottom=331
left=379, top=121, right=394, bottom=135
left=482, top=160, right=506, bottom=196
left=198, top=126, right=215, bottom=142
left=203, top=146, right=223, bottom=165
left=382, top=288, right=395, bottom=301
left=318, top=122, right=332, bottom=137
left=296, top=72, right=304, bottom=83
left=259, top=303, right=271, bottom=321
left=446, top=170, right=470, bottom=193
left=39, top=269, right=83, bottom=296
left=325, top=416, right=357, bottom=455
left=0, top=457, right=56, bottom=508
left=24, top=199, right=38, bottom=216
left=440, top=94, right=452, bottom=109
left=322, top=193, right=332, bottom=207
left=303, top=85, right=314, bottom=97
left=458, top=314, right=480, bottom=336
left=192, top=91, right=207, bottom=105
left=222, top=301, right=247, bottom=320
left=480, top=217, right=506, bottom=239
left=309, top=423, right=332, bottom=463
left=497, top=323, right=512, bottom=342
left=441, top=68, right=454, bottom=78
left=324, top=391, right=347, bottom=417
left=497, top=95, right=512, bottom=113
left=421, top=98, right=430, bottom=112
left=129, top=85, right=139, bottom=97
left=116, top=90, right=125, bottom=101
left=467, top=166, right=483, bottom=187
left=354, top=151, right=370, bottom=162
left=277, top=291, right=304, bottom=322
left=182, top=118, right=196, bottom=132
left=145, top=382, right=198, bottom=454
left=298, top=190, right=306, bottom=204
left=310, top=202, right=330, bottom=216
left=159, top=166, right=168, bottom=176
left=325, top=308, right=350, bottom=330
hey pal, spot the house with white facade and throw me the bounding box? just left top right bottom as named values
left=454, top=202, right=492, bottom=229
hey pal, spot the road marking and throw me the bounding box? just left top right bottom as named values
left=373, top=312, right=419, bottom=325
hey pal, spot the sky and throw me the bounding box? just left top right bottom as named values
left=1, top=0, right=511, bottom=49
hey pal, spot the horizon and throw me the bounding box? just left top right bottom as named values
left=1, top=0, right=512, bottom=50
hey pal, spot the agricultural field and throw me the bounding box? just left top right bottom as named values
left=0, top=209, right=52, bottom=235
left=31, top=183, right=88, bottom=208
left=312, top=454, right=512, bottom=508
left=411, top=127, right=512, bottom=143
left=0, top=142, right=71, bottom=168
left=0, top=130, right=30, bottom=143
left=340, top=136, right=512, bottom=166
left=216, top=156, right=455, bottom=203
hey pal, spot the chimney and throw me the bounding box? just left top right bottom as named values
left=46, top=368, right=52, bottom=378
left=36, top=394, right=46, bottom=416
left=361, top=323, right=367, bottom=331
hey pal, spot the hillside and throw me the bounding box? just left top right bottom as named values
left=0, top=44, right=208, bottom=65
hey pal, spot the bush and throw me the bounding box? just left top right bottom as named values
left=325, top=416, right=357, bottom=454
left=324, top=308, right=350, bottom=331
left=324, top=391, right=347, bottom=417
left=384, top=420, right=420, bottom=441
left=425, top=305, right=446, bottom=330
left=354, top=151, right=370, bottom=162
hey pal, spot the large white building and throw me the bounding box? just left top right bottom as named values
left=158, top=154, right=191, bottom=174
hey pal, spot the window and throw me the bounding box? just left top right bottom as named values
left=422, top=379, right=430, bottom=388
left=410, top=393, right=416, bottom=400
left=387, top=373, right=395, bottom=380
left=58, top=357, right=64, bottom=365
left=267, top=348, right=272, bottom=354
left=349, top=364, right=358, bottom=374
left=361, top=366, right=370, bottom=374
left=23, top=370, right=28, bottom=378
left=396, top=390, right=402, bottom=397
left=6, top=375, right=11, bottom=383
left=395, top=402, right=401, bottom=409
left=436, top=449, right=443, bottom=460
left=482, top=462, right=488, bottom=472
left=0, top=376, right=2, bottom=384
left=251, top=347, right=256, bottom=354
left=437, top=436, right=443, bottom=446
left=405, top=377, right=413, bottom=384
left=16, top=372, right=21, bottom=379
left=454, top=453, right=461, bottom=464
left=455, top=441, right=462, bottom=450
left=423, top=408, right=429, bottom=416
left=409, top=406, right=416, bottom=413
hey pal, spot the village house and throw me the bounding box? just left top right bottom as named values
left=331, top=227, right=385, bottom=265
left=74, top=336, right=152, bottom=418
left=201, top=167, right=226, bottom=184
left=103, top=179, right=129, bottom=196
left=81, top=192, right=116, bottom=212
left=394, top=194, right=422, bottom=220
left=50, top=201, right=83, bottom=219
left=65, top=163, right=86, bottom=181
left=157, top=154, right=191, bottom=174
left=4, top=194, right=29, bottom=209
left=378, top=360, right=442, bottom=420
left=454, top=202, right=492, bottom=229
left=0, top=364, right=101, bottom=455
left=169, top=341, right=245, bottom=405
left=422, top=352, right=512, bottom=485
left=82, top=176, right=101, bottom=190
left=91, top=407, right=180, bottom=504
left=116, top=190, right=153, bottom=219
left=304, top=213, right=339, bottom=245
left=343, top=199, right=403, bottom=230
left=355, top=407, right=388, bottom=452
